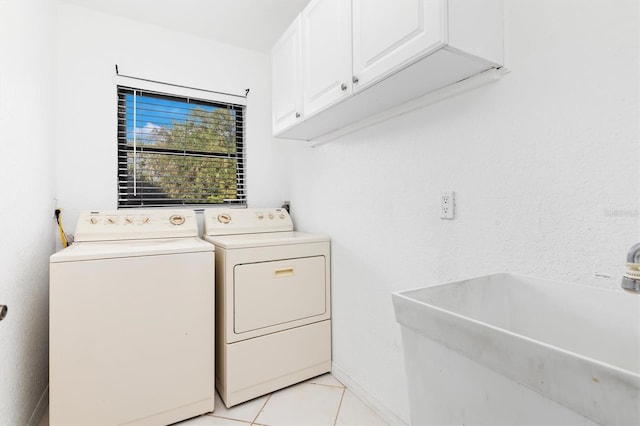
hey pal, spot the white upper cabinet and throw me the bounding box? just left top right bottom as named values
left=352, top=0, right=445, bottom=92
left=272, top=0, right=504, bottom=140
left=271, top=16, right=302, bottom=134
left=302, top=0, right=352, bottom=117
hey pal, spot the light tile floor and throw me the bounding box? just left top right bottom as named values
left=176, top=374, right=388, bottom=426
left=39, top=374, right=388, bottom=426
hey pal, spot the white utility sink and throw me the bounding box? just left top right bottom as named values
left=393, top=273, right=640, bottom=425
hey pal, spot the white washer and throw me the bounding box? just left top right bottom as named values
left=49, top=209, right=215, bottom=426
left=203, top=208, right=331, bottom=407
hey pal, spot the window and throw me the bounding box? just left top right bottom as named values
left=117, top=86, right=246, bottom=207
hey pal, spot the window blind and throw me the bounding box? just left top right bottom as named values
left=117, top=86, right=246, bottom=207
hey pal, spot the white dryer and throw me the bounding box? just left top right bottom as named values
left=49, top=209, right=215, bottom=426
left=203, top=208, right=331, bottom=407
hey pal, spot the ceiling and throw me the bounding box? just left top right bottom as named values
left=61, top=0, right=311, bottom=53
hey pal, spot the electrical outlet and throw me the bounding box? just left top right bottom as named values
left=440, top=192, right=455, bottom=220
left=52, top=197, right=59, bottom=218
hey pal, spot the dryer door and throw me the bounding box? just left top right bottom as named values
left=233, top=256, right=326, bottom=334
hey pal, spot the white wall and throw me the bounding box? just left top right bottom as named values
left=0, top=0, right=57, bottom=424
left=281, top=0, right=639, bottom=422
left=56, top=2, right=289, bottom=233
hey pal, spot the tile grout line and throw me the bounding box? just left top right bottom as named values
left=250, top=393, right=272, bottom=426
left=209, top=413, right=253, bottom=423
left=309, top=382, right=346, bottom=389
left=332, top=387, right=347, bottom=426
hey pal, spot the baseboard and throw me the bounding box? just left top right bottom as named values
left=331, top=363, right=408, bottom=426
left=27, top=384, right=49, bottom=426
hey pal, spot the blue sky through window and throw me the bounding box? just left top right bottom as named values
left=125, top=93, right=218, bottom=144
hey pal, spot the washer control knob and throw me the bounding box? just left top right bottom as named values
left=257, top=213, right=264, bottom=220
left=218, top=214, right=231, bottom=224
left=125, top=217, right=133, bottom=224
left=143, top=217, right=150, bottom=224
left=107, top=217, right=116, bottom=224
left=90, top=217, right=98, bottom=224
left=169, top=214, right=185, bottom=225
left=268, top=213, right=274, bottom=219
left=279, top=213, right=285, bottom=219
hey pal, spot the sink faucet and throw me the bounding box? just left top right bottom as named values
left=621, top=243, right=640, bottom=293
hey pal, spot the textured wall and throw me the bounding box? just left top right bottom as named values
left=281, top=0, right=639, bottom=422
left=55, top=2, right=289, bottom=234
left=0, top=0, right=57, bottom=424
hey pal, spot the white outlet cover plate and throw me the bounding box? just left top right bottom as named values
left=441, top=192, right=455, bottom=220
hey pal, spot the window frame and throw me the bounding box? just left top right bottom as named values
left=116, top=84, right=246, bottom=208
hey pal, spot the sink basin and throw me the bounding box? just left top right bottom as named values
left=393, top=273, right=640, bottom=425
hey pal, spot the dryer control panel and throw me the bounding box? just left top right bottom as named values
left=203, top=208, right=293, bottom=236
left=74, top=209, right=198, bottom=241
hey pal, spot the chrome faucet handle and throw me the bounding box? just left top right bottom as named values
left=621, top=243, right=640, bottom=293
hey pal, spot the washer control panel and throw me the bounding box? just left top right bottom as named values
left=203, top=208, right=293, bottom=236
left=74, top=209, right=198, bottom=242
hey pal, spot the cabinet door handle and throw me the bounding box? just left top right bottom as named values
left=352, top=76, right=359, bottom=84
left=0, top=305, right=7, bottom=321
left=340, top=83, right=347, bottom=91
left=295, top=112, right=301, bottom=118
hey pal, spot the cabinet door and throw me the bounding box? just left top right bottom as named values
left=301, top=0, right=352, bottom=118
left=272, top=16, right=303, bottom=134
left=352, top=0, right=447, bottom=91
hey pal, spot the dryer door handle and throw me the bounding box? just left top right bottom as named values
left=273, top=267, right=295, bottom=278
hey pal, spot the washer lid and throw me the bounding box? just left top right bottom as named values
left=50, top=237, right=214, bottom=262
left=203, top=231, right=329, bottom=249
